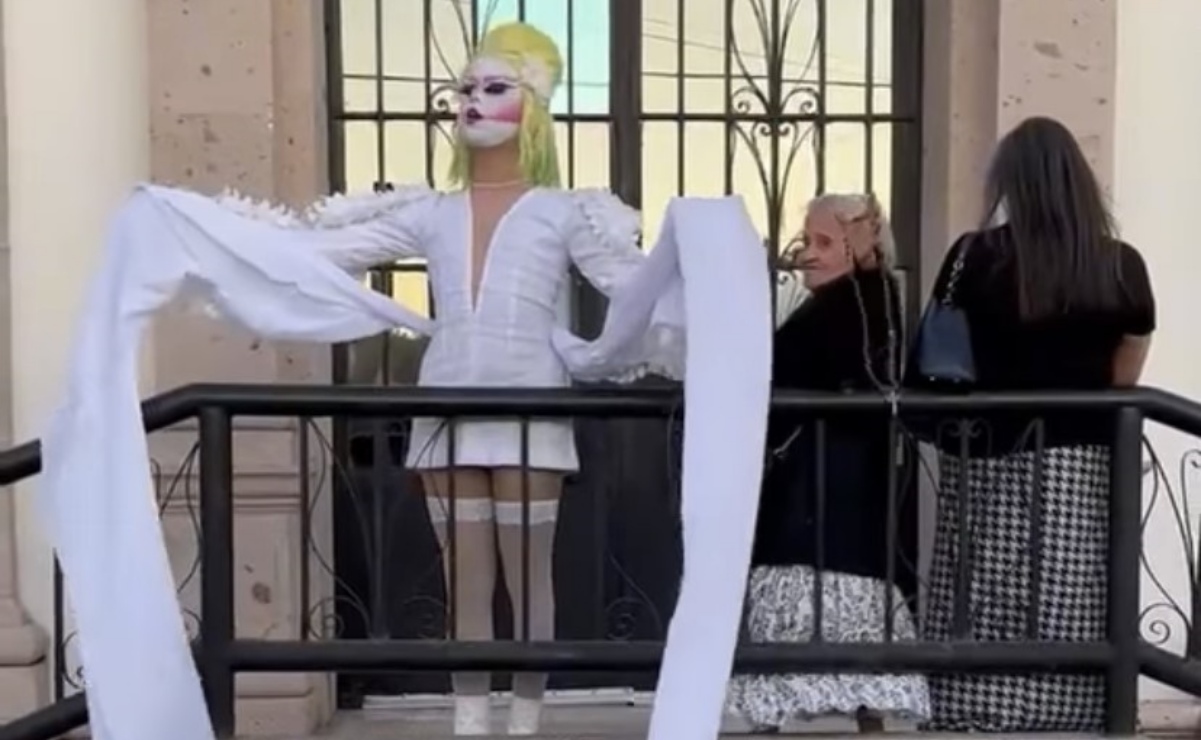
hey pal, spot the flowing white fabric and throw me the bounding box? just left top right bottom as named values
left=40, top=187, right=423, bottom=740
left=645, top=200, right=771, bottom=740
left=40, top=186, right=769, bottom=740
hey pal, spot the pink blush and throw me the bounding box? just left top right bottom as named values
left=488, top=102, right=522, bottom=124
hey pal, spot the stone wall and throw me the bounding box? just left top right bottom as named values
left=146, top=1, right=333, bottom=734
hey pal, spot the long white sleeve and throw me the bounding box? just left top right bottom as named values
left=560, top=196, right=773, bottom=740
left=564, top=188, right=645, bottom=296
left=39, top=185, right=431, bottom=740
left=201, top=184, right=438, bottom=277
left=41, top=184, right=773, bottom=740
left=555, top=190, right=686, bottom=382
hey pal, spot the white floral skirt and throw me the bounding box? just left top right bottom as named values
left=726, top=565, right=931, bottom=730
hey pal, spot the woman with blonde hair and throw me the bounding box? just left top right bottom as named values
left=728, top=193, right=929, bottom=733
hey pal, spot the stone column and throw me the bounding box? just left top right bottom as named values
left=920, top=0, right=1117, bottom=289
left=995, top=0, right=1117, bottom=187
left=2, top=0, right=154, bottom=719
left=146, top=0, right=331, bottom=735
left=920, top=0, right=1002, bottom=291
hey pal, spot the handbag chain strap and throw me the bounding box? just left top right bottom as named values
left=848, top=263, right=906, bottom=463
left=849, top=265, right=900, bottom=394
left=940, top=238, right=971, bottom=307
left=770, top=268, right=900, bottom=466
left=773, top=213, right=905, bottom=463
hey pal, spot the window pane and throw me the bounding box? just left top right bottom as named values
left=823, top=123, right=868, bottom=193
left=478, top=0, right=610, bottom=115
left=381, top=123, right=431, bottom=186
left=635, top=0, right=901, bottom=250
left=387, top=268, right=432, bottom=318
left=564, top=121, right=611, bottom=190
left=342, top=121, right=382, bottom=190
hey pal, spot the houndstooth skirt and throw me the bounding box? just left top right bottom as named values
left=726, top=566, right=931, bottom=730
left=925, top=445, right=1110, bottom=732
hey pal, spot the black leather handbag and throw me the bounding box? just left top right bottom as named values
left=914, top=238, right=976, bottom=385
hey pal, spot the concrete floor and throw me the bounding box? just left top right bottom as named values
left=286, top=705, right=1141, bottom=740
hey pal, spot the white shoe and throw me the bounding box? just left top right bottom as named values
left=507, top=696, right=543, bottom=736
left=453, top=695, right=491, bottom=736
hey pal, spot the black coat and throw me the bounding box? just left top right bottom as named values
left=751, top=267, right=918, bottom=602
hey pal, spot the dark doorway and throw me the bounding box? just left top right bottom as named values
left=321, top=0, right=922, bottom=707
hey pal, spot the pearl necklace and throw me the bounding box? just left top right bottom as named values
left=470, top=178, right=528, bottom=190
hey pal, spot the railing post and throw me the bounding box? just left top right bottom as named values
left=1106, top=405, right=1142, bottom=735
left=199, top=406, right=236, bottom=737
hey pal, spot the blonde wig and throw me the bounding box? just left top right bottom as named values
left=448, top=22, right=564, bottom=188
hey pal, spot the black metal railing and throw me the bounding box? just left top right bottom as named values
left=6, top=384, right=1201, bottom=739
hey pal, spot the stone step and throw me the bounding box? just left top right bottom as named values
left=270, top=706, right=1148, bottom=740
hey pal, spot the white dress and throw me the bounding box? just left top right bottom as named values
left=41, top=185, right=768, bottom=740
left=303, top=185, right=658, bottom=472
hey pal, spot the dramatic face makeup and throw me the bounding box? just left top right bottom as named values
left=455, top=56, right=525, bottom=149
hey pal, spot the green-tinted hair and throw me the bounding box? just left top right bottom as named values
left=448, top=22, right=563, bottom=188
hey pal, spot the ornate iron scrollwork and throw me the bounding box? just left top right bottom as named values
left=730, top=0, right=825, bottom=257
left=1140, top=443, right=1201, bottom=654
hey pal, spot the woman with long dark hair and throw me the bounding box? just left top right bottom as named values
left=917, top=117, right=1156, bottom=731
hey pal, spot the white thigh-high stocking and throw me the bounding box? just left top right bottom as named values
left=492, top=470, right=562, bottom=736
left=422, top=470, right=497, bottom=736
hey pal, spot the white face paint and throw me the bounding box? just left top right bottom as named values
left=455, top=56, right=525, bottom=149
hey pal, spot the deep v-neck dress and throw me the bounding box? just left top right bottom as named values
left=330, top=187, right=646, bottom=471
left=42, top=173, right=773, bottom=740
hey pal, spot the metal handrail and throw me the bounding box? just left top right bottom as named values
left=2, top=382, right=1199, bottom=487
left=3, top=382, right=1201, bottom=740
left=6, top=382, right=1197, bottom=485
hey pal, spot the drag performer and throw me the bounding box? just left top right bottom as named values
left=38, top=19, right=771, bottom=740
left=364, top=22, right=681, bottom=735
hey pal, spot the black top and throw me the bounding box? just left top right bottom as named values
left=752, top=267, right=918, bottom=601
left=918, top=225, right=1156, bottom=453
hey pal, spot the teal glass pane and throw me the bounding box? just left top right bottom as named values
left=477, top=0, right=609, bottom=115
